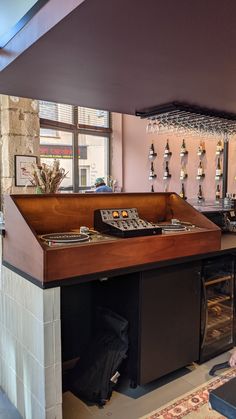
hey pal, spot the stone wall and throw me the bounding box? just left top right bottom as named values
left=0, top=95, right=40, bottom=208
left=0, top=96, right=63, bottom=418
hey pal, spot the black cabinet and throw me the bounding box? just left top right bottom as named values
left=94, top=261, right=201, bottom=385
left=140, top=263, right=201, bottom=384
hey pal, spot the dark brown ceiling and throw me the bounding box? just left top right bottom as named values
left=1, top=0, right=236, bottom=115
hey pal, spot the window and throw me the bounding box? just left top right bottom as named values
left=40, top=129, right=73, bottom=190
left=40, top=101, right=73, bottom=124
left=39, top=101, right=111, bottom=192
left=80, top=167, right=89, bottom=187
left=78, top=107, right=109, bottom=128
left=78, top=134, right=109, bottom=187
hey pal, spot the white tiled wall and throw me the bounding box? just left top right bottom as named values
left=0, top=247, right=62, bottom=419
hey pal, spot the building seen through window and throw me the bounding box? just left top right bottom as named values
left=39, top=101, right=111, bottom=191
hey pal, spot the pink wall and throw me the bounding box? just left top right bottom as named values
left=227, top=139, right=236, bottom=194
left=121, top=114, right=231, bottom=200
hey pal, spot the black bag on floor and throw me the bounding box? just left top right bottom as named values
left=70, top=307, right=129, bottom=406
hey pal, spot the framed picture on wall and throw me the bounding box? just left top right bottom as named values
left=14, top=155, right=37, bottom=186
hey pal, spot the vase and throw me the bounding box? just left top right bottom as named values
left=35, top=186, right=43, bottom=194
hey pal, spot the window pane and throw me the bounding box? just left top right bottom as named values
left=39, top=101, right=74, bottom=124
left=78, top=134, right=109, bottom=187
left=78, top=107, right=109, bottom=128
left=80, top=167, right=89, bottom=187
left=40, top=128, right=73, bottom=190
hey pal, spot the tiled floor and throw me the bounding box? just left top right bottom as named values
left=63, top=350, right=233, bottom=419
left=0, top=350, right=233, bottom=418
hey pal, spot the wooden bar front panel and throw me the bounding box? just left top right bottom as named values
left=3, top=193, right=221, bottom=285
left=3, top=196, right=44, bottom=281
left=11, top=193, right=169, bottom=234
left=44, top=229, right=220, bottom=282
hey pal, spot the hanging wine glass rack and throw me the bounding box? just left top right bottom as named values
left=137, top=102, right=236, bottom=138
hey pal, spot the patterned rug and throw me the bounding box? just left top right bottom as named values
left=140, top=368, right=236, bottom=419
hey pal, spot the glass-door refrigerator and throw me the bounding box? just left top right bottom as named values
left=199, top=256, right=234, bottom=363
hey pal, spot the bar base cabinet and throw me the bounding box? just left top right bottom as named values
left=94, top=262, right=201, bottom=386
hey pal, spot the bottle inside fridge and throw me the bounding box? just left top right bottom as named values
left=199, top=256, right=234, bottom=363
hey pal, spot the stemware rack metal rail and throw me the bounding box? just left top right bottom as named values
left=136, top=102, right=236, bottom=137
left=136, top=102, right=236, bottom=197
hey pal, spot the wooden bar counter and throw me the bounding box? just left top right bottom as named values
left=3, top=192, right=221, bottom=287
left=0, top=193, right=233, bottom=418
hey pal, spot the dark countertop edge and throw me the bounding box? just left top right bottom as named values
left=2, top=235, right=236, bottom=289
left=2, top=260, right=45, bottom=289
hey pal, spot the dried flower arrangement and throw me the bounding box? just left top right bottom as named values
left=28, top=160, right=68, bottom=193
